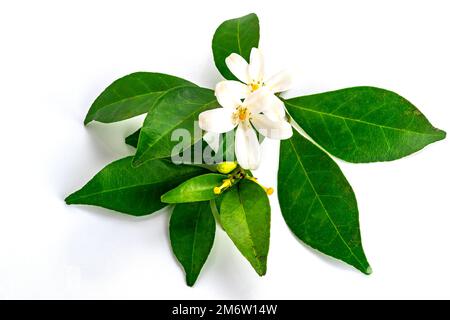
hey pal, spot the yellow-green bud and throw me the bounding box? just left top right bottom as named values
left=216, top=162, right=237, bottom=174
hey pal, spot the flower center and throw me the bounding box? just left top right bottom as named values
left=233, top=106, right=250, bottom=124
left=249, top=81, right=263, bottom=92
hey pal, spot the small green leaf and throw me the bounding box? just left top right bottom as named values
left=84, top=72, right=195, bottom=124
left=133, top=86, right=218, bottom=166
left=212, top=13, right=260, bottom=80
left=161, top=173, right=226, bottom=203
left=219, top=180, right=270, bottom=276
left=125, top=129, right=140, bottom=148
left=65, top=157, right=206, bottom=216
left=278, top=130, right=371, bottom=274
left=170, top=202, right=216, bottom=286
left=285, top=87, right=446, bottom=162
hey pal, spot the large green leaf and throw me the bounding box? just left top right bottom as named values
left=84, top=72, right=195, bottom=124
left=133, top=86, right=218, bottom=166
left=212, top=13, right=260, bottom=80
left=65, top=157, right=206, bottom=216
left=161, top=173, right=226, bottom=203
left=278, top=130, right=370, bottom=274
left=219, top=180, right=270, bottom=276
left=170, top=202, right=216, bottom=286
left=285, top=87, right=446, bottom=163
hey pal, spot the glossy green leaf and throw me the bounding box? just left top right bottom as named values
left=170, top=202, right=216, bottom=286
left=133, top=86, right=218, bottom=166
left=278, top=130, right=371, bottom=274
left=65, top=157, right=206, bottom=216
left=285, top=87, right=446, bottom=162
left=125, top=129, right=140, bottom=148
left=212, top=13, right=260, bottom=80
left=125, top=128, right=227, bottom=168
left=84, top=72, right=195, bottom=124
left=161, top=173, right=226, bottom=203
left=219, top=180, right=270, bottom=276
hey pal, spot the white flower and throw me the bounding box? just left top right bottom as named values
left=217, top=47, right=293, bottom=121
left=199, top=88, right=292, bottom=170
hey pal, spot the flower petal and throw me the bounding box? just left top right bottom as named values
left=248, top=48, right=264, bottom=83
left=251, top=114, right=293, bottom=140
left=203, top=131, right=221, bottom=153
left=199, top=108, right=236, bottom=133
left=215, top=81, right=244, bottom=109
left=265, top=70, right=293, bottom=93
left=215, top=80, right=250, bottom=101
left=235, top=123, right=261, bottom=170
left=225, top=53, right=250, bottom=83
left=243, top=89, right=286, bottom=118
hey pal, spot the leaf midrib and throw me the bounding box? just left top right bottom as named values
left=236, top=184, right=262, bottom=270
left=68, top=172, right=197, bottom=201
left=86, top=91, right=165, bottom=124
left=236, top=19, right=243, bottom=56
left=189, top=204, right=202, bottom=279
left=285, top=101, right=443, bottom=137
left=288, top=138, right=366, bottom=271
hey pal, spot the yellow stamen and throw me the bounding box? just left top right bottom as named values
left=213, top=178, right=233, bottom=194
left=238, top=107, right=247, bottom=121
left=249, top=81, right=263, bottom=92
left=245, top=176, right=274, bottom=195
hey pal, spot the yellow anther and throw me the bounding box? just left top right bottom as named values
left=250, top=82, right=261, bottom=92
left=238, top=107, right=248, bottom=121
left=217, top=162, right=238, bottom=174
left=213, top=178, right=233, bottom=195
left=245, top=176, right=274, bottom=195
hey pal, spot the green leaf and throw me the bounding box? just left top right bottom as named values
left=133, top=86, right=218, bottom=166
left=125, top=129, right=140, bottom=148
left=161, top=173, right=226, bottom=203
left=278, top=130, right=371, bottom=274
left=285, top=87, right=446, bottom=162
left=212, top=13, right=260, bottom=80
left=219, top=180, right=270, bottom=276
left=125, top=128, right=229, bottom=167
left=84, top=72, right=195, bottom=124
left=170, top=202, right=216, bottom=286
left=65, top=157, right=206, bottom=216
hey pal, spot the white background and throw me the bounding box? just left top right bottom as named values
left=1, top=0, right=449, bottom=299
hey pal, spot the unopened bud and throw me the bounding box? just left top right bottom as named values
left=216, top=162, right=237, bottom=174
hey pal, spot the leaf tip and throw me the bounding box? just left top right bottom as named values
left=257, top=269, right=267, bottom=277
left=160, top=193, right=170, bottom=204
left=186, top=275, right=197, bottom=287
left=83, top=115, right=92, bottom=126
left=364, top=265, right=373, bottom=275
left=64, top=193, right=77, bottom=205
left=256, top=261, right=267, bottom=276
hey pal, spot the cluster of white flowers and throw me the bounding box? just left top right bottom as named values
left=199, top=48, right=293, bottom=170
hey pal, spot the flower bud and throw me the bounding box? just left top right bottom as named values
left=216, top=162, right=237, bottom=174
